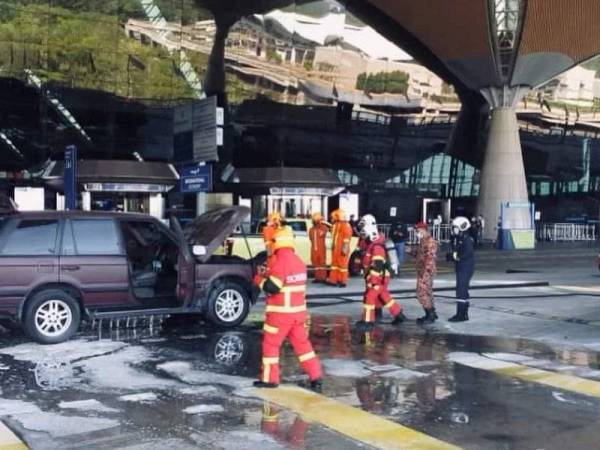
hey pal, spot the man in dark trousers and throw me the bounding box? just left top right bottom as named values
left=447, top=216, right=475, bottom=322
left=390, top=220, right=407, bottom=275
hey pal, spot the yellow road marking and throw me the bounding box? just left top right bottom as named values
left=450, top=352, right=600, bottom=399
left=0, top=422, right=27, bottom=450
left=251, top=386, right=462, bottom=450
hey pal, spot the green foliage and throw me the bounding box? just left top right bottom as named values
left=0, top=3, right=197, bottom=99
left=265, top=47, right=282, bottom=64
left=355, top=70, right=409, bottom=94
left=317, top=62, right=335, bottom=72
left=303, top=59, right=313, bottom=71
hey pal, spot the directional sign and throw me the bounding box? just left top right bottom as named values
left=180, top=163, right=212, bottom=193
left=64, top=145, right=77, bottom=210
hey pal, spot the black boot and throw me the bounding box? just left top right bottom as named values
left=391, top=311, right=407, bottom=325
left=375, top=308, right=383, bottom=323
left=253, top=380, right=279, bottom=388
left=448, top=302, right=470, bottom=322
left=355, top=320, right=375, bottom=331
left=309, top=378, right=323, bottom=393
left=416, top=307, right=438, bottom=325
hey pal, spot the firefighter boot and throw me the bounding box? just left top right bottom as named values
left=375, top=308, right=383, bottom=323
left=253, top=381, right=279, bottom=388
left=448, top=301, right=470, bottom=322
left=391, top=311, right=407, bottom=325
left=310, top=378, right=323, bottom=393
left=416, top=307, right=438, bottom=325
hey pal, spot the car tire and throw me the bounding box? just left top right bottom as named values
left=23, top=289, right=81, bottom=344
left=205, top=281, right=250, bottom=328
left=348, top=250, right=363, bottom=277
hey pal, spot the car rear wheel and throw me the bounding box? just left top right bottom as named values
left=24, top=290, right=80, bottom=344
left=205, top=281, right=250, bottom=327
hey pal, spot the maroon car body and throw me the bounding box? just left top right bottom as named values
left=0, top=206, right=259, bottom=343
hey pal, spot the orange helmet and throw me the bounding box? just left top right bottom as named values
left=331, top=208, right=346, bottom=222
left=273, top=226, right=295, bottom=251
left=311, top=212, right=323, bottom=223
left=267, top=212, right=282, bottom=227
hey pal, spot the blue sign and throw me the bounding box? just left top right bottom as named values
left=180, top=163, right=212, bottom=193
left=64, top=145, right=77, bottom=210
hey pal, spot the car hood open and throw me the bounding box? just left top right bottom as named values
left=183, top=206, right=251, bottom=262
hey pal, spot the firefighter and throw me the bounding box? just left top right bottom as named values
left=355, top=222, right=406, bottom=331
left=411, top=221, right=438, bottom=324
left=253, top=226, right=323, bottom=391
left=262, top=212, right=282, bottom=256
left=309, top=212, right=329, bottom=283
left=327, top=209, right=353, bottom=287
left=447, top=216, right=475, bottom=322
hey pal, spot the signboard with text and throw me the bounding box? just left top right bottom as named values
left=180, top=163, right=212, bottom=193
left=64, top=145, right=77, bottom=210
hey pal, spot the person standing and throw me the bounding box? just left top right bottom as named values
left=262, top=212, right=282, bottom=257
left=327, top=209, right=353, bottom=287
left=355, top=222, right=406, bottom=330
left=447, top=217, right=475, bottom=322
left=478, top=214, right=485, bottom=244
left=390, top=220, right=407, bottom=275
left=470, top=216, right=480, bottom=248
left=410, top=222, right=438, bottom=324
left=308, top=212, right=329, bottom=283
left=253, top=226, right=323, bottom=391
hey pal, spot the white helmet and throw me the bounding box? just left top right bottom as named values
left=451, top=216, right=471, bottom=235
left=358, top=214, right=377, bottom=236
left=362, top=223, right=379, bottom=242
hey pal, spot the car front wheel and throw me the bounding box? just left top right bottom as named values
left=205, top=281, right=250, bottom=327
left=24, top=290, right=81, bottom=344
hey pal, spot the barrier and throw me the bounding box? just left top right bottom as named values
left=537, top=223, right=597, bottom=241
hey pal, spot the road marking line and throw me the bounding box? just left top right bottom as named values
left=0, top=422, right=27, bottom=450
left=554, top=285, right=600, bottom=294
left=251, top=386, right=462, bottom=450
left=449, top=352, right=600, bottom=398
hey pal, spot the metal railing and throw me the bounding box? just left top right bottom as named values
left=379, top=224, right=452, bottom=244
left=537, top=223, right=597, bottom=241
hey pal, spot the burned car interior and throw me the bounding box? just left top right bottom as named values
left=120, top=220, right=179, bottom=302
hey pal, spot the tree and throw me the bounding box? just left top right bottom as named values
left=355, top=70, right=409, bottom=94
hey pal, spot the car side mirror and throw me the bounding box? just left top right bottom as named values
left=192, top=245, right=207, bottom=257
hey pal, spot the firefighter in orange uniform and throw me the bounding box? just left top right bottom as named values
left=309, top=212, right=329, bottom=283
left=262, top=212, right=282, bottom=256
left=355, top=222, right=406, bottom=331
left=253, top=226, right=323, bottom=391
left=327, top=209, right=353, bottom=287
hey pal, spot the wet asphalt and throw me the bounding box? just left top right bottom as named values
left=1, top=308, right=600, bottom=450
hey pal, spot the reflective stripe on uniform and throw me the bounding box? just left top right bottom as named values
left=263, top=323, right=279, bottom=334
left=266, top=304, right=307, bottom=313
left=363, top=304, right=376, bottom=310
left=281, top=285, right=306, bottom=308
left=384, top=300, right=397, bottom=309
left=269, top=276, right=284, bottom=289
left=371, top=256, right=385, bottom=261
left=262, top=357, right=279, bottom=382
left=263, top=357, right=279, bottom=364
left=298, top=351, right=316, bottom=362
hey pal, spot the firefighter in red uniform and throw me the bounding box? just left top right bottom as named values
left=327, top=209, right=353, bottom=287
left=355, top=222, right=406, bottom=331
left=309, top=212, right=329, bottom=283
left=262, top=212, right=283, bottom=257
left=253, top=226, right=323, bottom=391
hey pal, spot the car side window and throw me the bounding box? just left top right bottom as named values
left=288, top=221, right=307, bottom=233
left=71, top=219, right=122, bottom=256
left=0, top=219, right=59, bottom=256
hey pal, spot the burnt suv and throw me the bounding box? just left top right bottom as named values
left=0, top=206, right=261, bottom=344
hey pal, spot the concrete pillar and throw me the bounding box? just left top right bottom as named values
left=477, top=107, right=530, bottom=240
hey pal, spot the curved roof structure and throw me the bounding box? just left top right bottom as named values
left=359, top=0, right=600, bottom=91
